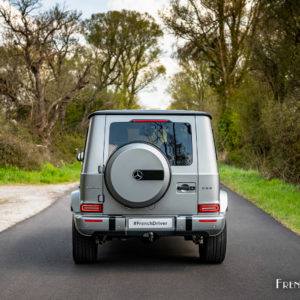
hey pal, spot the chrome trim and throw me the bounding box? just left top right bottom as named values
left=71, top=189, right=80, bottom=212
left=220, top=189, right=228, bottom=213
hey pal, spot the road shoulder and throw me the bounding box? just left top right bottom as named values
left=0, top=183, right=78, bottom=232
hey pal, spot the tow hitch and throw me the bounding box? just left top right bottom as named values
left=142, top=232, right=157, bottom=243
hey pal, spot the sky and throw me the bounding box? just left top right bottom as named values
left=40, top=0, right=180, bottom=109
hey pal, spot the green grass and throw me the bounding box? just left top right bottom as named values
left=0, top=162, right=81, bottom=184
left=219, top=162, right=300, bottom=235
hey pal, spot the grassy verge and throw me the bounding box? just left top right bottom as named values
left=219, top=162, right=300, bottom=235
left=0, top=162, right=81, bottom=184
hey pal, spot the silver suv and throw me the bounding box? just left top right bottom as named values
left=71, top=110, right=228, bottom=264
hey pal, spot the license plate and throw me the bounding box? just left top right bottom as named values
left=128, top=218, right=173, bottom=229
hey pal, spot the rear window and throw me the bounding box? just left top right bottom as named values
left=109, top=121, right=192, bottom=166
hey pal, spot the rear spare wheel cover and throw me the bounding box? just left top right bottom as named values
left=105, top=142, right=171, bottom=208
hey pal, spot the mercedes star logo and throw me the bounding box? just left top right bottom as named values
left=133, top=169, right=143, bottom=180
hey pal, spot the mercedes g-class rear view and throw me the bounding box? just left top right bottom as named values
left=71, top=110, right=228, bottom=264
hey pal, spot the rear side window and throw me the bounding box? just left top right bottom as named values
left=109, top=122, right=192, bottom=166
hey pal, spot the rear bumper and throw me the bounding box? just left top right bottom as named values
left=72, top=189, right=228, bottom=237
left=73, top=213, right=226, bottom=237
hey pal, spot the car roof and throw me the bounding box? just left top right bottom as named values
left=89, top=110, right=212, bottom=119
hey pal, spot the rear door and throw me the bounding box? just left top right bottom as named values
left=102, top=114, right=198, bottom=215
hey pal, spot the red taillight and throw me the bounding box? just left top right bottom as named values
left=132, top=120, right=169, bottom=123
left=81, top=204, right=103, bottom=212
left=198, top=204, right=220, bottom=213
left=84, top=219, right=103, bottom=223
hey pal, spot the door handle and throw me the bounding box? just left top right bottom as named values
left=177, top=184, right=190, bottom=191
left=177, top=184, right=196, bottom=192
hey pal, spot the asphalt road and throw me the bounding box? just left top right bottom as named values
left=0, top=185, right=299, bottom=300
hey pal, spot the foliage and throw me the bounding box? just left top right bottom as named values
left=217, top=109, right=241, bottom=153
left=0, top=114, right=84, bottom=170
left=250, top=0, right=300, bottom=102
left=0, top=0, right=298, bottom=186
left=219, top=163, right=300, bottom=235
left=260, top=99, right=300, bottom=183
left=162, top=0, right=261, bottom=108
left=0, top=4, right=166, bottom=170
left=164, top=0, right=300, bottom=183
left=0, top=0, right=91, bottom=142
left=0, top=162, right=81, bottom=184
left=0, top=117, right=46, bottom=170
left=50, top=133, right=85, bottom=165
left=216, top=78, right=300, bottom=183
left=168, top=59, right=216, bottom=110
left=80, top=10, right=165, bottom=127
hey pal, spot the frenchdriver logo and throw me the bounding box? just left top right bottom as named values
left=129, top=218, right=173, bottom=229
left=134, top=221, right=167, bottom=226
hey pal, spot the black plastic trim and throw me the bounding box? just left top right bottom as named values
left=88, top=110, right=212, bottom=119
left=133, top=170, right=164, bottom=180
left=93, top=231, right=210, bottom=237
left=186, top=217, right=192, bottom=231
left=109, top=217, right=115, bottom=231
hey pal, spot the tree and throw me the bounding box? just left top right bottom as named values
left=250, top=0, right=300, bottom=103
left=79, top=11, right=126, bottom=127
left=0, top=46, right=26, bottom=116
left=161, top=0, right=261, bottom=111
left=82, top=10, right=165, bottom=119
left=114, top=10, right=165, bottom=108
left=0, top=0, right=90, bottom=142
left=168, top=59, right=213, bottom=110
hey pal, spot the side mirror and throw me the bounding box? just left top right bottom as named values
left=77, top=151, right=84, bottom=162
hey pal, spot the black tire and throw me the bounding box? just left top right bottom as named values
left=199, top=222, right=227, bottom=264
left=72, top=219, right=97, bottom=264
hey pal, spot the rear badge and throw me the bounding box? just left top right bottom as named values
left=132, top=170, right=143, bottom=180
